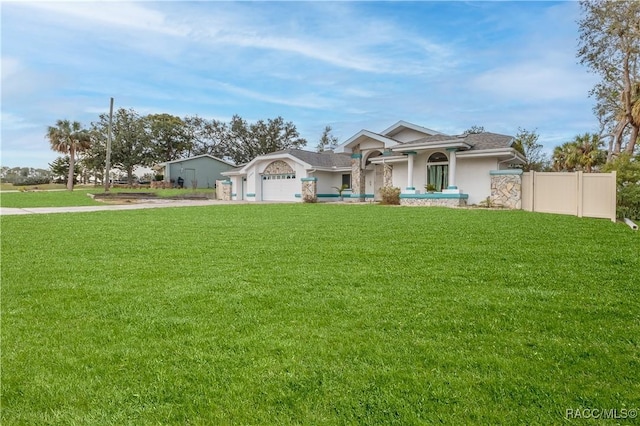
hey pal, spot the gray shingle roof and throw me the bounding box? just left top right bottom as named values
left=398, top=132, right=513, bottom=151
left=268, top=149, right=352, bottom=168
left=463, top=132, right=514, bottom=150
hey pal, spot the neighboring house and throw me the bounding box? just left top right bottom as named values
left=222, top=121, right=526, bottom=205
left=159, top=154, right=235, bottom=189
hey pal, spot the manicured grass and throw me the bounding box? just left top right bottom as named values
left=0, top=189, right=103, bottom=208
left=2, top=205, right=639, bottom=424
left=0, top=188, right=214, bottom=208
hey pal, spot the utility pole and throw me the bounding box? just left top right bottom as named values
left=104, top=97, right=114, bottom=192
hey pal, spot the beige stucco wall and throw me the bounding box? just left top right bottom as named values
left=456, top=157, right=498, bottom=205
left=314, top=171, right=345, bottom=196
left=359, top=141, right=385, bottom=151
left=228, top=176, right=241, bottom=200
left=392, top=162, right=408, bottom=189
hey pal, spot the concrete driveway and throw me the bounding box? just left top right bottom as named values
left=0, top=199, right=244, bottom=216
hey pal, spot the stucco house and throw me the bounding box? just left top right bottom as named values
left=221, top=121, right=526, bottom=206
left=159, top=154, right=235, bottom=189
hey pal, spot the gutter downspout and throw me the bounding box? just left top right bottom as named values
left=624, top=218, right=638, bottom=231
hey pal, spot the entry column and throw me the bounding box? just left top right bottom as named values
left=404, top=151, right=417, bottom=194
left=445, top=148, right=460, bottom=193
left=351, top=149, right=365, bottom=202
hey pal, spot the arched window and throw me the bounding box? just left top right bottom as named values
left=426, top=152, right=448, bottom=191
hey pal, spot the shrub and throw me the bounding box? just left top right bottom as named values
left=154, top=174, right=164, bottom=181
left=603, top=154, right=640, bottom=220
left=12, top=177, right=51, bottom=186
left=617, top=184, right=640, bottom=220
left=380, top=186, right=400, bottom=205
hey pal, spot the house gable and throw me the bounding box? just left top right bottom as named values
left=334, top=130, right=397, bottom=154
left=381, top=120, right=443, bottom=142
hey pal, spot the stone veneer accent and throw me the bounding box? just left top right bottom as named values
left=350, top=145, right=365, bottom=202
left=219, top=180, right=232, bottom=201
left=301, top=177, right=317, bottom=203
left=383, top=163, right=393, bottom=188
left=490, top=170, right=522, bottom=209
left=264, top=160, right=294, bottom=175
left=400, top=197, right=467, bottom=207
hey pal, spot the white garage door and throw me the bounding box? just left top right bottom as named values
left=261, top=174, right=299, bottom=201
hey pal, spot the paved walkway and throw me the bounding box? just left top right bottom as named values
left=0, top=199, right=245, bottom=216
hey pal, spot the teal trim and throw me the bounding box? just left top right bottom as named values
left=382, top=150, right=394, bottom=156
left=447, top=185, right=458, bottom=189
left=446, top=147, right=458, bottom=152
left=300, top=177, right=318, bottom=182
left=231, top=193, right=237, bottom=196
left=401, top=193, right=469, bottom=199
left=406, top=186, right=415, bottom=190
left=490, top=169, right=523, bottom=175
left=349, top=193, right=375, bottom=199
left=404, top=151, right=417, bottom=155
left=246, top=193, right=256, bottom=197
left=351, top=153, right=362, bottom=159
left=295, top=194, right=301, bottom=198
left=221, top=181, right=232, bottom=185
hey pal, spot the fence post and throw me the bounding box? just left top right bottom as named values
left=576, top=171, right=583, bottom=218
left=610, top=170, right=617, bottom=222
left=529, top=171, right=535, bottom=212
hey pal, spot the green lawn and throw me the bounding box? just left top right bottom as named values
left=0, top=189, right=103, bottom=208
left=0, top=188, right=215, bottom=208
left=1, top=205, right=639, bottom=424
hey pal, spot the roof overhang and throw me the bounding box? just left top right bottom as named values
left=457, top=148, right=526, bottom=163
left=391, top=141, right=472, bottom=153
left=334, top=130, right=398, bottom=153
left=311, top=166, right=352, bottom=173
left=230, top=152, right=313, bottom=175
left=381, top=120, right=443, bottom=138
left=368, top=155, right=407, bottom=164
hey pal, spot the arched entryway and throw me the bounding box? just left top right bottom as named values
left=364, top=151, right=383, bottom=200
left=426, top=152, right=448, bottom=191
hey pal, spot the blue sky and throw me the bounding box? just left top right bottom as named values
left=1, top=1, right=599, bottom=169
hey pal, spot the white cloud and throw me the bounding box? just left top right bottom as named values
left=472, top=62, right=597, bottom=101
left=0, top=112, right=38, bottom=131
left=17, top=1, right=189, bottom=37
left=208, top=80, right=336, bottom=110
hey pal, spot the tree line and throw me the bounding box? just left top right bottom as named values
left=46, top=112, right=309, bottom=189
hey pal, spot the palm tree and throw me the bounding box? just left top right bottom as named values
left=573, top=133, right=606, bottom=173
left=552, top=134, right=607, bottom=173
left=46, top=120, right=91, bottom=190
left=552, top=142, right=578, bottom=172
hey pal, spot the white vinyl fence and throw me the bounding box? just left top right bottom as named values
left=522, top=171, right=616, bottom=222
